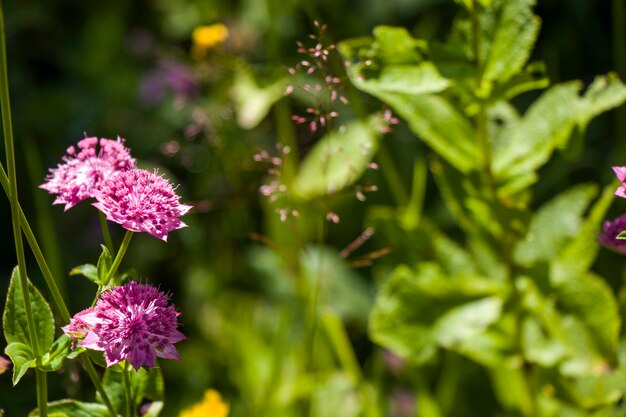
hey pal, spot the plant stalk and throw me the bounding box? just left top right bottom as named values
left=0, top=2, right=45, bottom=414
left=104, top=230, right=133, bottom=286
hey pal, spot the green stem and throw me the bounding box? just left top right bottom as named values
left=99, top=211, right=115, bottom=253
left=0, top=165, right=71, bottom=321
left=104, top=230, right=133, bottom=286
left=0, top=3, right=46, bottom=415
left=320, top=309, right=362, bottom=384
left=123, top=361, right=134, bottom=417
left=82, top=358, right=117, bottom=417
left=35, top=369, right=48, bottom=417
left=0, top=165, right=117, bottom=417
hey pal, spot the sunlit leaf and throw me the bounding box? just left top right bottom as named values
left=5, top=342, right=36, bottom=385
left=3, top=267, right=55, bottom=355
left=293, top=116, right=382, bottom=199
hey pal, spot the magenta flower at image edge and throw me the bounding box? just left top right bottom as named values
left=40, top=136, right=136, bottom=210
left=0, top=355, right=10, bottom=375
left=92, top=168, right=192, bottom=241
left=62, top=281, right=185, bottom=370
left=599, top=166, right=626, bottom=254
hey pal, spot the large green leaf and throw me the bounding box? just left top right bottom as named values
left=482, top=0, right=540, bottom=87
left=29, top=400, right=113, bottom=417
left=3, top=267, right=55, bottom=355
left=5, top=342, right=36, bottom=385
left=351, top=63, right=450, bottom=96
left=292, top=116, right=382, bottom=199
left=494, top=76, right=626, bottom=193
left=555, top=273, right=619, bottom=360
left=369, top=264, right=505, bottom=364
left=551, top=185, right=615, bottom=284
left=493, top=82, right=582, bottom=184
left=378, top=94, right=480, bottom=172
left=514, top=184, right=597, bottom=266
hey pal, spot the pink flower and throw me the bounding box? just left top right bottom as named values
left=92, top=169, right=192, bottom=241
left=40, top=137, right=136, bottom=210
left=598, top=214, right=626, bottom=254
left=62, top=281, right=185, bottom=370
left=0, top=355, right=10, bottom=375
left=613, top=166, right=626, bottom=198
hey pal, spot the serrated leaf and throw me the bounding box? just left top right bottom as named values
left=577, top=73, right=626, bottom=130
left=292, top=116, right=382, bottom=199
left=482, top=0, right=540, bottom=87
left=29, top=400, right=112, bottom=417
left=369, top=264, right=505, bottom=364
left=514, top=184, right=597, bottom=266
left=3, top=267, right=55, bottom=355
left=551, top=185, right=615, bottom=283
left=5, top=342, right=36, bottom=385
left=349, top=62, right=450, bottom=96
left=96, top=245, right=112, bottom=285
left=69, top=264, right=98, bottom=284
left=493, top=82, right=582, bottom=183
left=556, top=273, right=619, bottom=359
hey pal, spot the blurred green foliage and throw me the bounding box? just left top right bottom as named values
left=2, top=0, right=626, bottom=416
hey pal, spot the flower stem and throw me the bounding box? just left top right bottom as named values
left=82, top=358, right=117, bottom=417
left=104, top=230, right=133, bottom=286
left=0, top=165, right=71, bottom=321
left=99, top=211, right=115, bottom=253
left=35, top=369, right=48, bottom=417
left=0, top=2, right=46, bottom=415
left=123, top=361, right=135, bottom=417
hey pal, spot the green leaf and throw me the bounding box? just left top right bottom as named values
left=482, top=0, right=540, bottom=87
left=371, top=26, right=424, bottom=64
left=40, top=335, right=71, bottom=372
left=5, top=342, right=36, bottom=385
left=3, top=267, right=55, bottom=355
left=292, top=116, right=382, bottom=199
left=514, top=184, right=598, bottom=266
left=577, top=73, right=626, bottom=130
left=435, top=297, right=503, bottom=349
left=551, top=185, right=615, bottom=283
left=349, top=62, right=450, bottom=97
left=489, top=360, right=534, bottom=416
left=369, top=264, right=505, bottom=364
left=69, top=264, right=98, bottom=284
left=556, top=273, right=620, bottom=360
left=493, top=82, right=582, bottom=185
left=96, top=245, right=112, bottom=285
left=494, top=76, right=626, bottom=193
left=231, top=66, right=287, bottom=129
left=29, top=400, right=112, bottom=417
left=378, top=94, right=480, bottom=173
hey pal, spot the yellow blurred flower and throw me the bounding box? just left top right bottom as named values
left=179, top=389, right=229, bottom=417
left=192, top=23, right=229, bottom=59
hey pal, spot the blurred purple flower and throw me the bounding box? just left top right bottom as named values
left=139, top=60, right=198, bottom=106
left=0, top=355, right=10, bottom=375
left=92, top=169, right=192, bottom=241
left=62, top=281, right=185, bottom=370
left=390, top=388, right=416, bottom=417
left=40, top=137, right=135, bottom=210
left=598, top=214, right=626, bottom=254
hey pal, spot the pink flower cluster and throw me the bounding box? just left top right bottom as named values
left=599, top=167, right=626, bottom=253
left=41, top=136, right=191, bottom=241
left=93, top=169, right=192, bottom=241
left=40, top=137, right=135, bottom=210
left=63, top=281, right=185, bottom=370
